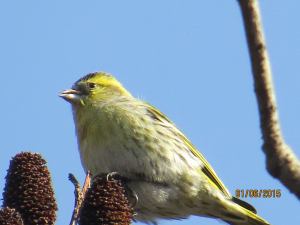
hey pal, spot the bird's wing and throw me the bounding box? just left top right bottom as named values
left=146, top=103, right=232, bottom=199
left=180, top=134, right=232, bottom=199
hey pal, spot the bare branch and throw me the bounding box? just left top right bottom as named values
left=237, top=0, right=300, bottom=200
left=69, top=173, right=83, bottom=225
left=69, top=172, right=92, bottom=225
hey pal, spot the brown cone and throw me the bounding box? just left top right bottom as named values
left=0, top=207, right=24, bottom=225
left=80, top=173, right=133, bottom=225
left=2, top=152, right=58, bottom=225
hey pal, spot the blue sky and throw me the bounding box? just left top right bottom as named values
left=0, top=1, right=299, bottom=225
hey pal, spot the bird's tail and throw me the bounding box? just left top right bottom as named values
left=221, top=197, right=270, bottom=225
left=222, top=211, right=269, bottom=225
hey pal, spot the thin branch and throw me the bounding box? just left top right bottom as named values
left=237, top=0, right=300, bottom=200
left=69, top=172, right=92, bottom=225
left=82, top=171, right=92, bottom=197
left=69, top=173, right=83, bottom=225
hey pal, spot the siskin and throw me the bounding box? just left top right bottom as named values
left=60, top=72, right=270, bottom=225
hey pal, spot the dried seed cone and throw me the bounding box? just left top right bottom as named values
left=2, top=152, right=58, bottom=225
left=80, top=173, right=133, bottom=225
left=0, top=207, right=24, bottom=225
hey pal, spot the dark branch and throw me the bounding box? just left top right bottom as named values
left=237, top=0, right=300, bottom=200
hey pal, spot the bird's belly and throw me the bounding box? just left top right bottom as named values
left=79, top=142, right=132, bottom=176
left=77, top=127, right=213, bottom=223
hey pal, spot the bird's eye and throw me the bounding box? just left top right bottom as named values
left=88, top=83, right=97, bottom=89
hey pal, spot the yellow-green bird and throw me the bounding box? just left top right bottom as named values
left=60, top=72, right=270, bottom=225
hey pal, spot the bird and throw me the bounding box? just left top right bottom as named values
left=59, top=71, right=270, bottom=225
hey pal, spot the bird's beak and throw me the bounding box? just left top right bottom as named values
left=59, top=89, right=82, bottom=104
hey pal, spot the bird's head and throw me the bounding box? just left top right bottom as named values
left=59, top=72, right=131, bottom=106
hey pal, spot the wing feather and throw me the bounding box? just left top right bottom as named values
left=146, top=103, right=232, bottom=199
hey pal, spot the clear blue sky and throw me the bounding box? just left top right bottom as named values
left=1, top=1, right=299, bottom=225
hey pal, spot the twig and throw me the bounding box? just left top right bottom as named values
left=69, top=173, right=83, bottom=225
left=82, top=171, right=92, bottom=198
left=237, top=0, right=300, bottom=200
left=69, top=172, right=92, bottom=225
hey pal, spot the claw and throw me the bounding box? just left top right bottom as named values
left=129, top=189, right=139, bottom=208
left=106, top=171, right=119, bottom=181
